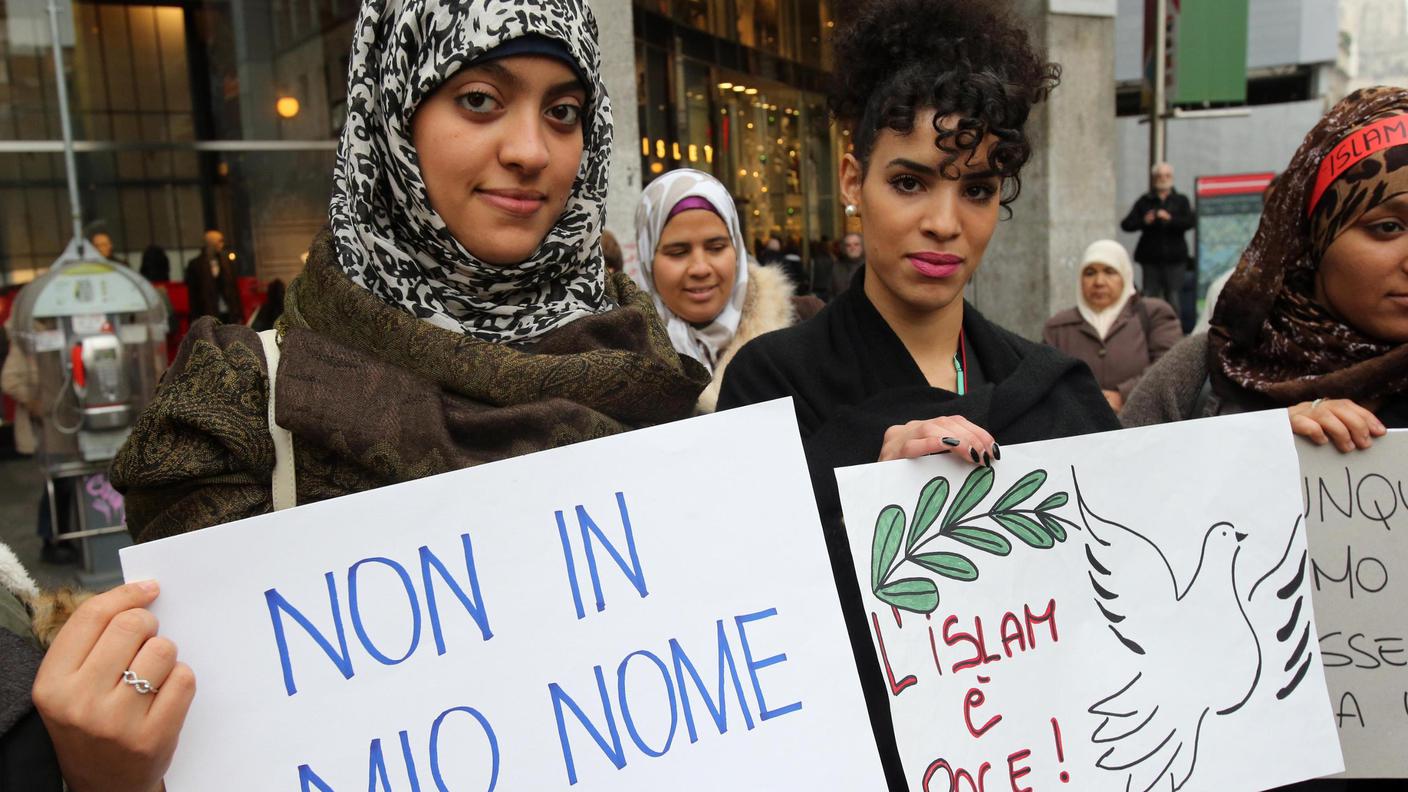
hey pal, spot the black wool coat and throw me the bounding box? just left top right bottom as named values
left=717, top=277, right=1119, bottom=791
left=1120, top=189, right=1197, bottom=268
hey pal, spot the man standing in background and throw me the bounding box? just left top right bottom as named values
left=830, top=232, right=865, bottom=298
left=185, top=229, right=243, bottom=323
left=1121, top=162, right=1196, bottom=307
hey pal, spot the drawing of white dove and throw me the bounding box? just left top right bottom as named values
left=1076, top=471, right=1263, bottom=792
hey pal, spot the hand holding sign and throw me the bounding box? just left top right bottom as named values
left=1288, top=398, right=1386, bottom=452
left=116, top=400, right=885, bottom=791
left=838, top=411, right=1344, bottom=791
left=33, top=581, right=195, bottom=792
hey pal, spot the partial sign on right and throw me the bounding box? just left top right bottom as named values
left=1301, top=430, right=1408, bottom=778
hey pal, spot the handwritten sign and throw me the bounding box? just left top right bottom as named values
left=1299, top=430, right=1408, bottom=778
left=836, top=411, right=1344, bottom=791
left=120, top=400, right=885, bottom=791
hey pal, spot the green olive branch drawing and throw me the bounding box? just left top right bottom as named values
left=870, top=467, right=1075, bottom=615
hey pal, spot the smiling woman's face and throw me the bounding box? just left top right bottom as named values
left=651, top=209, right=737, bottom=324
left=1316, top=193, right=1408, bottom=343
left=411, top=55, right=587, bottom=266
left=840, top=109, right=1002, bottom=320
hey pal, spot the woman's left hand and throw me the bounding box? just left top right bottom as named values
left=1288, top=398, right=1386, bottom=452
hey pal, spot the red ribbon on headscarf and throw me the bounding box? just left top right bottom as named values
left=1308, top=112, right=1408, bottom=215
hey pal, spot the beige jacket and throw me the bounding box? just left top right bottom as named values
left=697, top=263, right=819, bottom=413
left=1, top=320, right=38, bottom=455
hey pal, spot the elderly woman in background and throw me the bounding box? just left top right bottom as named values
left=636, top=168, right=821, bottom=412
left=1043, top=239, right=1183, bottom=411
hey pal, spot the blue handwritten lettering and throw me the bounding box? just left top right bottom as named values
left=349, top=558, right=422, bottom=666
left=670, top=621, right=755, bottom=742
left=550, top=665, right=626, bottom=784
left=735, top=608, right=803, bottom=721
left=429, top=706, right=499, bottom=792
left=617, top=650, right=678, bottom=757
left=266, top=573, right=354, bottom=696
left=419, top=535, right=493, bottom=653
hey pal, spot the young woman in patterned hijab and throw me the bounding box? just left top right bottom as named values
left=1124, top=86, right=1408, bottom=459
left=30, top=3, right=708, bottom=789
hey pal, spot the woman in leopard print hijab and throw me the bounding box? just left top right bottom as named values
left=329, top=0, right=615, bottom=340
left=27, top=3, right=711, bottom=789
left=1208, top=85, right=1408, bottom=442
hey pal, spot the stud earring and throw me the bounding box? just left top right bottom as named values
left=844, top=203, right=858, bottom=218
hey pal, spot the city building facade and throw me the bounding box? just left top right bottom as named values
left=0, top=0, right=844, bottom=286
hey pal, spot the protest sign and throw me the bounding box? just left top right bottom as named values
left=119, top=399, right=886, bottom=791
left=1299, top=430, right=1408, bottom=778
left=836, top=411, right=1344, bottom=791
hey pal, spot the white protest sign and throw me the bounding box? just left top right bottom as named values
left=836, top=411, right=1344, bottom=791
left=1299, top=430, right=1408, bottom=778
left=120, top=399, right=886, bottom=791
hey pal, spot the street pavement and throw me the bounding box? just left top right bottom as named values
left=1, top=446, right=86, bottom=591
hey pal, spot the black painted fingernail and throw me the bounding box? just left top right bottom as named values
left=970, top=448, right=981, bottom=463
left=991, top=443, right=1001, bottom=460
left=983, top=451, right=992, bottom=466
left=942, top=437, right=961, bottom=447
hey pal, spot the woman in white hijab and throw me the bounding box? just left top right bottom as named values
left=636, top=169, right=821, bottom=412
left=1042, top=239, right=1184, bottom=411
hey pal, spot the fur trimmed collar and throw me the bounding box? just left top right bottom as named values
left=0, top=542, right=37, bottom=601
left=697, top=262, right=799, bottom=412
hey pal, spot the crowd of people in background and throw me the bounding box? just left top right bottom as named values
left=0, top=0, right=1403, bottom=789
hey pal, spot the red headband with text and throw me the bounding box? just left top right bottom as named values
left=1308, top=113, right=1408, bottom=216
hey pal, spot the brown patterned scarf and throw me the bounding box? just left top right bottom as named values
left=1210, top=86, right=1408, bottom=407
left=284, top=229, right=709, bottom=429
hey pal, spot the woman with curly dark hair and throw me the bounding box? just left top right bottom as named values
left=717, top=1, right=1118, bottom=786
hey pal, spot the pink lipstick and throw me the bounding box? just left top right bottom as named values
left=907, top=252, right=965, bottom=279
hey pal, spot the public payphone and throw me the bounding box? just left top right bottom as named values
left=9, top=257, right=167, bottom=584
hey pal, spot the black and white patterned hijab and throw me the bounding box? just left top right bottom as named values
left=328, top=0, right=614, bottom=341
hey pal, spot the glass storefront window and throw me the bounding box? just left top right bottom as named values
left=800, top=94, right=840, bottom=255
left=0, top=149, right=331, bottom=283
left=0, top=154, right=70, bottom=280
left=0, top=0, right=347, bottom=283
left=671, top=0, right=714, bottom=33
left=735, top=0, right=783, bottom=55
left=636, top=41, right=675, bottom=181
left=680, top=59, right=716, bottom=176
left=716, top=77, right=804, bottom=250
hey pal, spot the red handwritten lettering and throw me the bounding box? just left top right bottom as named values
left=963, top=676, right=1002, bottom=738
left=1024, top=599, right=1058, bottom=648
left=923, top=758, right=991, bottom=792
left=999, top=612, right=1027, bottom=657
left=1007, top=749, right=1033, bottom=792
left=872, top=611, right=917, bottom=696
left=927, top=614, right=944, bottom=675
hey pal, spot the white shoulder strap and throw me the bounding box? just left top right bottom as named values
left=257, top=329, right=297, bottom=511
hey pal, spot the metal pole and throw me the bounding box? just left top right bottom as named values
left=1150, top=0, right=1168, bottom=171
left=45, top=0, right=86, bottom=258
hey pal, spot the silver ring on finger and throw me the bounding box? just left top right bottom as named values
left=122, top=669, right=159, bottom=695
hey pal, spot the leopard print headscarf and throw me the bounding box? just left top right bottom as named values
left=1210, top=86, right=1408, bottom=407
left=328, top=0, right=614, bottom=341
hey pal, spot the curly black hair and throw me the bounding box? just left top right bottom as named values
left=830, top=0, right=1061, bottom=208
